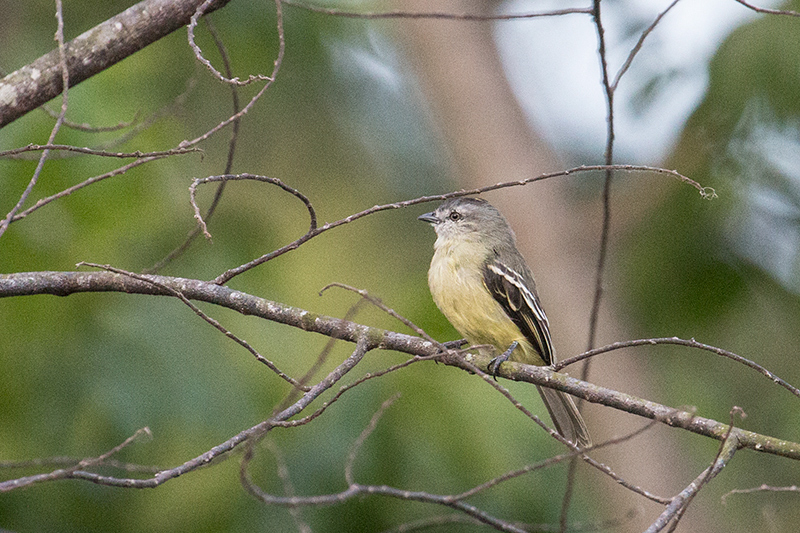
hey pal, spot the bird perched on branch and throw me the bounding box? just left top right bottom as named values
left=419, top=197, right=590, bottom=447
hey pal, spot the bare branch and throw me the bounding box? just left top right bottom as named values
left=0, top=456, right=158, bottom=474
left=721, top=483, right=800, bottom=503
left=207, top=165, right=713, bottom=285
left=2, top=270, right=798, bottom=460
left=188, top=0, right=274, bottom=85
left=38, top=104, right=141, bottom=132
left=0, top=144, right=201, bottom=159
left=262, top=440, right=312, bottom=533
left=190, top=173, right=316, bottom=245
left=585, top=0, right=614, bottom=372
left=452, top=421, right=659, bottom=501
left=246, top=477, right=529, bottom=533
left=0, top=0, right=233, bottom=128
left=644, top=409, right=743, bottom=532
left=555, top=337, right=800, bottom=398
left=78, top=262, right=307, bottom=390
left=178, top=0, right=285, bottom=149
left=0, top=270, right=432, bottom=355
left=611, top=0, right=682, bottom=91
left=733, top=0, right=800, bottom=17
left=345, top=393, right=401, bottom=485
left=0, top=428, right=152, bottom=492
left=0, top=0, right=69, bottom=239
left=6, top=155, right=172, bottom=224
left=320, top=283, right=440, bottom=345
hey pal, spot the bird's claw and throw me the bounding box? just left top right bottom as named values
left=488, top=341, right=519, bottom=381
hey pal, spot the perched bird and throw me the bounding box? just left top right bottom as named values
left=418, top=197, right=590, bottom=447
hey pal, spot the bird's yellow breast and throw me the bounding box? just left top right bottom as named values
left=427, top=236, right=544, bottom=366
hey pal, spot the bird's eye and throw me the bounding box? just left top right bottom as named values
left=448, top=211, right=461, bottom=221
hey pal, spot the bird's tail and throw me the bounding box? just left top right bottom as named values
left=537, top=386, right=591, bottom=447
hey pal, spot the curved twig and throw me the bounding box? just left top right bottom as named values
left=555, top=337, right=800, bottom=398
left=209, top=164, right=713, bottom=285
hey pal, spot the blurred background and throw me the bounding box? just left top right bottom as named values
left=1, top=0, right=799, bottom=531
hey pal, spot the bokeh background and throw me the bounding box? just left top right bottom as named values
left=1, top=0, right=799, bottom=531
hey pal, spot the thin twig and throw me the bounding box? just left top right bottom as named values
left=0, top=0, right=70, bottom=239
left=611, top=0, right=683, bottom=91
left=733, top=0, right=800, bottom=16
left=180, top=0, right=285, bottom=148
left=189, top=174, right=316, bottom=242
left=721, top=483, right=800, bottom=503
left=567, top=3, right=616, bottom=527
left=0, top=456, right=159, bottom=474
left=0, top=428, right=152, bottom=492
left=452, top=421, right=659, bottom=501
left=320, top=283, right=440, bottom=345
left=585, top=0, right=614, bottom=360
left=555, top=337, right=800, bottom=397
left=145, top=17, right=241, bottom=274
left=7, top=156, right=170, bottom=223
left=188, top=0, right=274, bottom=85
left=0, top=144, right=201, bottom=159
left=559, top=457, right=579, bottom=533
left=78, top=262, right=307, bottom=390
left=644, top=408, right=743, bottom=532
left=263, top=440, right=312, bottom=533
left=209, top=164, right=713, bottom=285
left=38, top=104, right=141, bottom=132
left=345, top=393, right=401, bottom=485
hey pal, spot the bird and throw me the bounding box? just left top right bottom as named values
left=418, top=196, right=590, bottom=447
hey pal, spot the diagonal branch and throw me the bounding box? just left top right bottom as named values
left=0, top=0, right=233, bottom=128
left=645, top=414, right=742, bottom=532
left=2, top=270, right=798, bottom=461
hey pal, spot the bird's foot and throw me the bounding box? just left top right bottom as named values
left=488, top=341, right=519, bottom=380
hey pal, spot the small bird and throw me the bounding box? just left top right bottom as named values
left=418, top=197, right=590, bottom=447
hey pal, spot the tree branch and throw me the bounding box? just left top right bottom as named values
left=2, top=270, right=798, bottom=461
left=645, top=414, right=742, bottom=532
left=0, top=0, right=233, bottom=128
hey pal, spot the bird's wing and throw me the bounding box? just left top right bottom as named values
left=483, top=260, right=555, bottom=365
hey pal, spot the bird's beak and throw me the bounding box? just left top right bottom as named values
left=417, top=211, right=440, bottom=224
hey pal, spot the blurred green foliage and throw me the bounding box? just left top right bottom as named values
left=1, top=1, right=800, bottom=532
